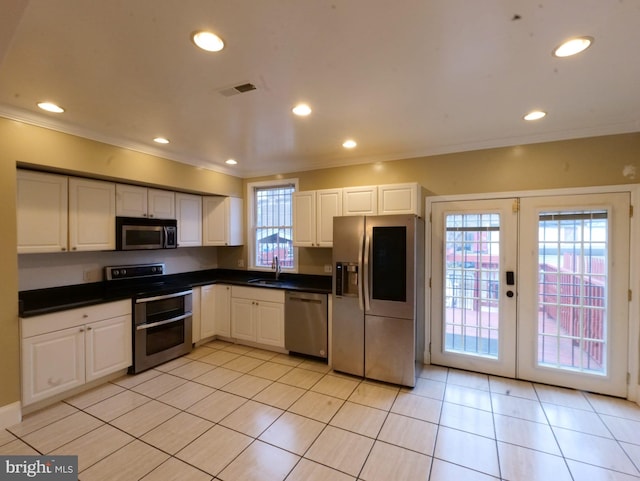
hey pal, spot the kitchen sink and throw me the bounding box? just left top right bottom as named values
left=247, top=278, right=286, bottom=286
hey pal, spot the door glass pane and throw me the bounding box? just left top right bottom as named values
left=538, top=210, right=607, bottom=375
left=371, top=226, right=406, bottom=301
left=443, top=213, right=500, bottom=358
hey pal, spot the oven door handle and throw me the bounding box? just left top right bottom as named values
left=136, top=312, right=192, bottom=331
left=135, top=290, right=193, bottom=304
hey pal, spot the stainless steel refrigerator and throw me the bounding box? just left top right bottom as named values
left=332, top=214, right=424, bottom=387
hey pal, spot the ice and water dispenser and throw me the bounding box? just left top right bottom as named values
left=335, top=262, right=359, bottom=297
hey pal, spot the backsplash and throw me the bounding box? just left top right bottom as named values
left=18, top=247, right=218, bottom=291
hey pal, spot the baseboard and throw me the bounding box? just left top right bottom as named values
left=0, top=401, right=21, bottom=430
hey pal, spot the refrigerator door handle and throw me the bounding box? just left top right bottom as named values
left=363, top=234, right=371, bottom=312
left=357, top=234, right=364, bottom=311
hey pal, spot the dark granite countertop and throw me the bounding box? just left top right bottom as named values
left=19, top=268, right=332, bottom=317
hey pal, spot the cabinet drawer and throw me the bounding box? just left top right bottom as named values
left=231, top=286, right=284, bottom=303
left=22, top=300, right=131, bottom=338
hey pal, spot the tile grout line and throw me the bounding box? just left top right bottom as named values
left=9, top=348, right=640, bottom=480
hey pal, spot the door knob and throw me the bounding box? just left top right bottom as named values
left=506, top=290, right=514, bottom=298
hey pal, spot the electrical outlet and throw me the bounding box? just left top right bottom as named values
left=237, top=259, right=245, bottom=268
left=324, top=264, right=332, bottom=273
left=83, top=268, right=100, bottom=282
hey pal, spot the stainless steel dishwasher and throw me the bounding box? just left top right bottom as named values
left=285, top=291, right=328, bottom=359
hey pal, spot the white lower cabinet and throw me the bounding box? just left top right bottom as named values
left=230, top=297, right=255, bottom=342
left=201, top=284, right=231, bottom=340
left=21, top=300, right=131, bottom=406
left=85, top=315, right=132, bottom=382
left=231, top=286, right=284, bottom=349
left=22, top=327, right=85, bottom=405
left=255, top=300, right=285, bottom=347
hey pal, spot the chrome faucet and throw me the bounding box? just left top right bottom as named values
left=272, top=255, right=281, bottom=280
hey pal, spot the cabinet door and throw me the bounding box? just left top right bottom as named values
left=342, top=186, right=378, bottom=216
left=255, top=301, right=285, bottom=348
left=148, top=189, right=176, bottom=219
left=378, top=183, right=420, bottom=216
left=85, top=315, right=132, bottom=382
left=116, top=184, right=147, bottom=217
left=214, top=285, right=231, bottom=338
left=202, top=196, right=227, bottom=245
left=22, top=327, right=85, bottom=406
left=191, top=286, right=202, bottom=343
left=17, top=170, right=68, bottom=253
left=69, top=178, right=116, bottom=251
left=200, top=284, right=216, bottom=339
left=316, top=189, right=342, bottom=247
left=176, top=193, right=202, bottom=247
left=226, top=197, right=244, bottom=246
left=231, top=297, right=255, bottom=342
left=293, top=191, right=316, bottom=247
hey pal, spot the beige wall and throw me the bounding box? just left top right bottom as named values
left=0, top=136, right=19, bottom=409
left=4, top=118, right=243, bottom=196
left=218, top=132, right=640, bottom=273
left=251, top=133, right=640, bottom=194
left=2, top=117, right=640, bottom=412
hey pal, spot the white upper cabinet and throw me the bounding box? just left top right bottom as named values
left=293, top=189, right=342, bottom=247
left=378, top=182, right=421, bottom=216
left=292, top=191, right=315, bottom=247
left=17, top=170, right=68, bottom=253
left=203, top=196, right=243, bottom=246
left=116, top=184, right=175, bottom=219
left=115, top=184, right=147, bottom=217
left=68, top=178, right=116, bottom=252
left=148, top=189, right=176, bottom=219
left=342, top=185, right=378, bottom=216
left=175, top=193, right=202, bottom=247
left=316, top=189, right=342, bottom=246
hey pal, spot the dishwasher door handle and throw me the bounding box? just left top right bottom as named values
left=288, top=296, right=322, bottom=304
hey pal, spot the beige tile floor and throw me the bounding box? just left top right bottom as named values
left=3, top=339, right=640, bottom=480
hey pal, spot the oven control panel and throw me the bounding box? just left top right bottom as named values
left=105, top=263, right=165, bottom=280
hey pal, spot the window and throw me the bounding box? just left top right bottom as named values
left=247, top=180, right=298, bottom=271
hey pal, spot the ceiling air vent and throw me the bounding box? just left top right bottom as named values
left=218, top=82, right=257, bottom=97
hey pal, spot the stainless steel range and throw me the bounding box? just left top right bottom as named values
left=105, top=263, right=193, bottom=373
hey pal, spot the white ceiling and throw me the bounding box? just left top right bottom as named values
left=1, top=0, right=639, bottom=178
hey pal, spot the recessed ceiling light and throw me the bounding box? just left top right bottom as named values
left=192, top=31, right=225, bottom=52
left=37, top=102, right=64, bottom=113
left=153, top=137, right=170, bottom=144
left=523, top=110, right=546, bottom=121
left=292, top=103, right=312, bottom=116
left=553, top=36, right=593, bottom=57
left=342, top=139, right=357, bottom=149
left=225, top=159, right=238, bottom=165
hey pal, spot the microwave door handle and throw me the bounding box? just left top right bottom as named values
left=162, top=226, right=168, bottom=248
left=363, top=234, right=371, bottom=312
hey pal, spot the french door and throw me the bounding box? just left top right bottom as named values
left=430, top=193, right=630, bottom=396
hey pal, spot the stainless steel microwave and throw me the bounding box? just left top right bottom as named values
left=116, top=217, right=178, bottom=250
